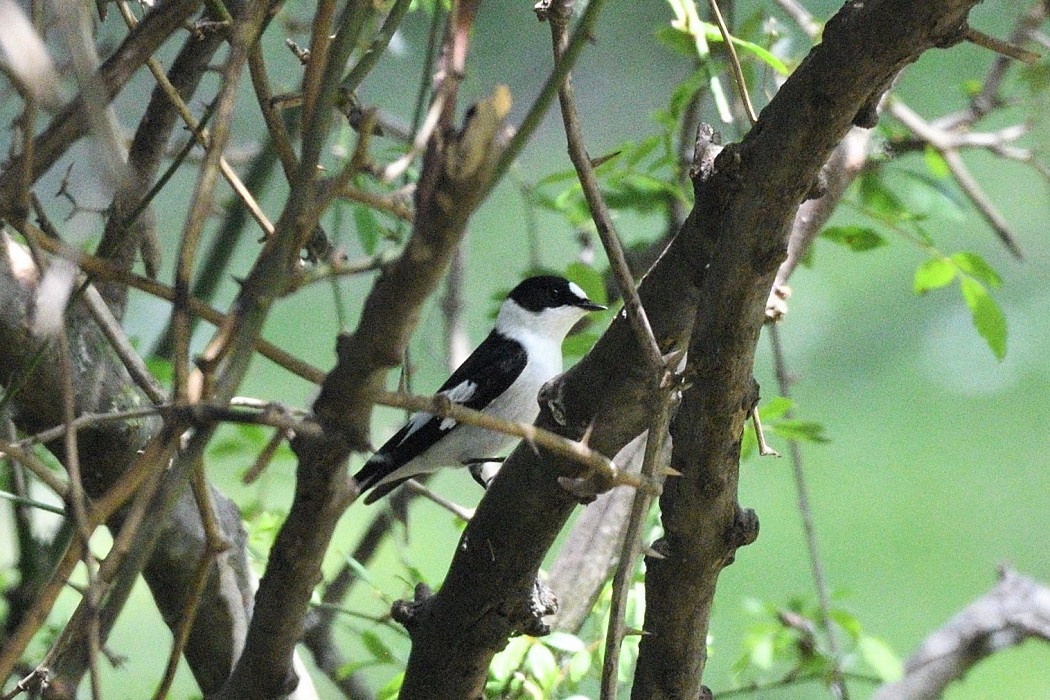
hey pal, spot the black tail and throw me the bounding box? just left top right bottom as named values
left=353, top=456, right=405, bottom=504
left=361, top=477, right=412, bottom=505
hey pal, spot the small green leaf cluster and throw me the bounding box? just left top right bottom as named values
left=823, top=158, right=1009, bottom=360
left=732, top=595, right=902, bottom=690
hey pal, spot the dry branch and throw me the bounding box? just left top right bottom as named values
left=0, top=0, right=202, bottom=217
left=872, top=568, right=1050, bottom=700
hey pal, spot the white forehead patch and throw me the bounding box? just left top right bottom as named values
left=568, top=281, right=587, bottom=301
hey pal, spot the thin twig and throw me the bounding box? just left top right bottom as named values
left=21, top=224, right=328, bottom=385
left=402, top=479, right=474, bottom=521
left=0, top=668, right=48, bottom=700
left=488, top=0, right=611, bottom=196
left=334, top=184, right=414, bottom=221
left=547, top=0, right=664, bottom=374
left=29, top=193, right=165, bottom=403
left=600, top=394, right=674, bottom=699
left=0, top=440, right=70, bottom=497
left=16, top=405, right=163, bottom=448
left=770, top=324, right=848, bottom=700
left=248, top=40, right=299, bottom=178
left=708, top=0, right=758, bottom=125
left=963, top=26, right=1040, bottom=64
left=301, top=0, right=337, bottom=135
left=172, top=5, right=264, bottom=403
left=0, top=535, right=84, bottom=682
left=772, top=0, right=820, bottom=39
left=380, top=91, right=446, bottom=182
left=83, top=283, right=167, bottom=403
left=889, top=99, right=1024, bottom=259
left=0, top=488, right=65, bottom=515
left=544, top=5, right=678, bottom=697
left=153, top=455, right=229, bottom=700
left=371, top=389, right=652, bottom=494
left=340, top=0, right=413, bottom=95
left=933, top=3, right=1047, bottom=132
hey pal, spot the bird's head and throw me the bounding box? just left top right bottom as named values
left=496, top=275, right=606, bottom=341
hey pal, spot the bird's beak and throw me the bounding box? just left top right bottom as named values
left=577, top=299, right=607, bottom=312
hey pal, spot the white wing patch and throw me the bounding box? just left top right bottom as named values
left=397, top=411, right=433, bottom=445
left=442, top=380, right=478, bottom=403
left=395, top=380, right=477, bottom=444
left=438, top=380, right=478, bottom=431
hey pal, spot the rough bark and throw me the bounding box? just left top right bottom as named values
left=214, top=18, right=507, bottom=693
left=395, top=1, right=985, bottom=697
left=396, top=147, right=713, bottom=698
left=0, top=241, right=255, bottom=696
left=633, top=2, right=982, bottom=698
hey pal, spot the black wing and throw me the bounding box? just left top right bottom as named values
left=353, top=331, right=527, bottom=502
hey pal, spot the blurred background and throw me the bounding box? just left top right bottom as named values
left=2, top=0, right=1048, bottom=697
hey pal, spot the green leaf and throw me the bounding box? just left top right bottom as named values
left=352, top=205, right=380, bottom=255
left=567, top=648, right=593, bottom=684
left=913, top=257, right=956, bottom=294
left=951, top=251, right=1001, bottom=288
left=543, top=631, right=586, bottom=654
left=760, top=396, right=793, bottom=420
left=489, top=636, right=530, bottom=683
left=525, top=641, right=558, bottom=689
left=771, top=420, right=829, bottom=444
left=702, top=25, right=789, bottom=75
left=821, top=226, right=887, bottom=252
left=828, top=608, right=863, bottom=642
left=654, top=24, right=695, bottom=56
left=859, top=636, right=903, bottom=682
left=922, top=146, right=950, bottom=178
left=960, top=277, right=1008, bottom=360
left=749, top=633, right=775, bottom=670
left=361, top=630, right=396, bottom=664
left=859, top=172, right=911, bottom=222
left=961, top=78, right=983, bottom=97
left=145, top=357, right=173, bottom=384
left=375, top=672, right=404, bottom=700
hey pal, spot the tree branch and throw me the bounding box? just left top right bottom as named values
left=0, top=0, right=203, bottom=218
left=872, top=568, right=1050, bottom=700
left=635, top=1, right=983, bottom=697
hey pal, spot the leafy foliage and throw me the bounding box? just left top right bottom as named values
left=732, top=595, right=902, bottom=690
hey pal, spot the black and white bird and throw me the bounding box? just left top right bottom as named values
left=353, top=275, right=606, bottom=504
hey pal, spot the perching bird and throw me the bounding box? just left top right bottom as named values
left=353, top=275, right=606, bottom=504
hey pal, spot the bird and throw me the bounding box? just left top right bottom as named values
left=353, top=275, right=606, bottom=504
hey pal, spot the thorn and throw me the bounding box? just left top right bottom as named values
left=623, top=627, right=652, bottom=637
left=660, top=465, right=683, bottom=478
left=579, top=420, right=595, bottom=447
left=644, top=545, right=665, bottom=560
left=661, top=347, right=687, bottom=369
left=590, top=149, right=622, bottom=168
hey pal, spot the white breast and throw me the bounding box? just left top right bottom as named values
left=424, top=330, right=562, bottom=467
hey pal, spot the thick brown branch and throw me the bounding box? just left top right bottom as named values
left=216, top=19, right=505, bottom=698
left=634, top=3, right=983, bottom=698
